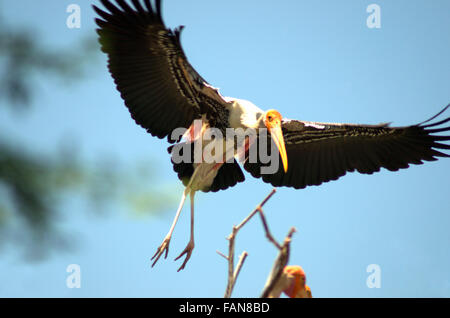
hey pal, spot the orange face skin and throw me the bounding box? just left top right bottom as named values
left=264, top=110, right=288, bottom=173
left=304, top=285, right=312, bottom=298
left=264, top=109, right=283, bottom=127
left=282, top=265, right=312, bottom=298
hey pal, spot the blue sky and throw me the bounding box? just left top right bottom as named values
left=0, top=0, right=449, bottom=297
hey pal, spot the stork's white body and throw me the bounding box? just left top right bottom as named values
left=225, top=97, right=265, bottom=130
left=186, top=98, right=265, bottom=192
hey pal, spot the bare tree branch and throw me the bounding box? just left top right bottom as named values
left=218, top=188, right=278, bottom=298
left=216, top=250, right=228, bottom=260
left=230, top=251, right=248, bottom=295
left=223, top=226, right=237, bottom=298
left=257, top=207, right=282, bottom=250
left=235, top=188, right=277, bottom=231
left=260, top=228, right=296, bottom=298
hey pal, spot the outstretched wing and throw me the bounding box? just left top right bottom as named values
left=94, top=0, right=230, bottom=142
left=244, top=105, right=450, bottom=189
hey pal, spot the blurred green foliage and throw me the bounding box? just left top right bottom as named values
left=0, top=7, right=176, bottom=261
left=0, top=26, right=98, bottom=107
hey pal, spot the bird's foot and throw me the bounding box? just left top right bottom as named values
left=151, top=235, right=171, bottom=267
left=174, top=240, right=195, bottom=272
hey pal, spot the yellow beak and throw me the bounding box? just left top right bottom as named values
left=269, top=124, right=288, bottom=173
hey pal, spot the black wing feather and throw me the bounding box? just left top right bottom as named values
left=244, top=105, right=450, bottom=189
left=94, top=0, right=229, bottom=142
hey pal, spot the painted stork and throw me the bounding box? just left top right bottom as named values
left=94, top=0, right=450, bottom=271
left=267, top=266, right=312, bottom=298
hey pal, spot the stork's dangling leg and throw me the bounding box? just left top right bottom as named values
left=151, top=188, right=189, bottom=267
left=151, top=136, right=224, bottom=270
left=174, top=191, right=196, bottom=271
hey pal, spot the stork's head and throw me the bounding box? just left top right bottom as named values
left=264, top=109, right=288, bottom=173
left=282, top=265, right=312, bottom=298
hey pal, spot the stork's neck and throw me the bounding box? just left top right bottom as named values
left=224, top=97, right=265, bottom=129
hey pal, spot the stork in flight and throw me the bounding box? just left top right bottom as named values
left=94, top=0, right=450, bottom=271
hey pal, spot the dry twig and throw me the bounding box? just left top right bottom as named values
left=219, top=188, right=278, bottom=298
left=260, top=228, right=296, bottom=298
left=257, top=206, right=282, bottom=250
